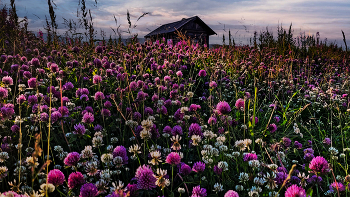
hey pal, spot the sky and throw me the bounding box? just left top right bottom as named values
left=2, top=0, right=350, bottom=48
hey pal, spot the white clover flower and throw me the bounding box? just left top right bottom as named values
left=178, top=187, right=185, bottom=193
left=239, top=172, right=249, bottom=183
left=213, top=183, right=223, bottom=192
left=53, top=146, right=63, bottom=152
left=191, top=135, right=202, bottom=146
left=219, top=145, right=228, bottom=152
left=268, top=164, right=278, bottom=170
left=81, top=146, right=94, bottom=159
left=0, top=152, right=9, bottom=162
left=269, top=191, right=279, bottom=197
left=162, top=133, right=170, bottom=138
left=218, top=161, right=229, bottom=171
left=255, top=138, right=263, bottom=144
left=101, top=153, right=113, bottom=164
left=149, top=150, right=162, bottom=165
left=92, top=136, right=104, bottom=147
left=340, top=153, right=346, bottom=158
left=39, top=183, right=55, bottom=194
left=235, top=140, right=246, bottom=151
left=100, top=169, right=112, bottom=182
left=329, top=147, right=339, bottom=155
left=248, top=190, right=259, bottom=197
left=235, top=185, right=244, bottom=191
left=129, top=144, right=141, bottom=156
left=140, top=129, right=152, bottom=139
left=249, top=160, right=260, bottom=168
left=113, top=156, right=123, bottom=167
left=232, top=152, right=240, bottom=157
left=254, top=177, right=266, bottom=186
left=111, top=137, right=118, bottom=143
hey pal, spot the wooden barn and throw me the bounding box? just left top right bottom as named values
left=145, top=16, right=216, bottom=46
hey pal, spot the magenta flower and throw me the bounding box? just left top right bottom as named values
left=235, top=98, right=245, bottom=110
left=191, top=185, right=207, bottom=197
left=209, top=81, right=217, bottom=88
left=94, top=91, right=105, bottom=101
left=79, top=183, right=98, bottom=197
left=216, top=101, right=231, bottom=115
left=2, top=76, right=13, bottom=85
left=93, top=75, right=102, bottom=84
left=16, top=94, right=26, bottom=104
left=309, top=156, right=329, bottom=174
left=192, top=161, right=205, bottom=173
left=82, top=112, right=94, bottom=124
left=27, top=78, right=37, bottom=88
left=135, top=165, right=157, bottom=190
left=189, top=123, right=203, bottom=137
left=285, top=184, right=306, bottom=197
left=224, top=190, right=239, bottom=197
left=329, top=181, right=345, bottom=192
left=172, top=125, right=183, bottom=136
left=112, top=146, right=128, bottom=164
left=51, top=111, right=62, bottom=123
left=64, top=152, right=80, bottom=166
left=208, top=116, right=217, bottom=125
left=166, top=152, right=181, bottom=165
left=47, top=169, right=65, bottom=186
left=323, top=138, right=331, bottom=146
left=68, top=172, right=85, bottom=189
left=0, top=87, right=8, bottom=99
left=243, top=153, right=258, bottom=162
left=268, top=123, right=277, bottom=133
left=180, top=163, right=192, bottom=176
left=198, top=70, right=207, bottom=77
left=74, top=123, right=86, bottom=135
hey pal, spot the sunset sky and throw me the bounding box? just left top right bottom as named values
left=2, top=0, right=350, bottom=47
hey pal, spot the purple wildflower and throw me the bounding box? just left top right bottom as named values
left=112, top=146, right=128, bottom=164
left=172, top=125, right=183, bottom=136
left=192, top=161, right=205, bottom=173
left=27, top=78, right=37, bottom=88
left=47, top=169, right=65, bottom=186
left=68, top=172, right=85, bottom=189
left=135, top=165, right=157, bottom=190
left=79, top=183, right=98, bottom=197
left=216, top=101, right=231, bottom=115
left=285, top=184, right=306, bottom=197
left=64, top=152, right=80, bottom=166
left=51, top=111, right=62, bottom=123
left=180, top=163, right=192, bottom=176
left=323, top=138, right=331, bottom=146
left=224, top=190, right=239, bottom=197
left=268, top=123, right=277, bottom=133
left=198, top=70, right=207, bottom=77
left=309, top=156, right=329, bottom=174
left=94, top=91, right=105, bottom=101
left=209, top=81, right=217, bottom=88
left=189, top=123, right=202, bottom=137
left=73, top=123, right=85, bottom=135
left=329, top=182, right=345, bottom=192
left=235, top=98, right=245, bottom=110
left=166, top=152, right=181, bottom=165
left=243, top=153, right=258, bottom=162
left=191, top=185, right=207, bottom=197
left=93, top=75, right=102, bottom=84
left=2, top=76, right=13, bottom=85
left=0, top=87, right=8, bottom=99
left=82, top=112, right=94, bottom=124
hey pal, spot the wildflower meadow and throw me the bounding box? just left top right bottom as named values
left=0, top=4, right=350, bottom=197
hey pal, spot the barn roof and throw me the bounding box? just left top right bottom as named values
left=145, top=16, right=216, bottom=38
